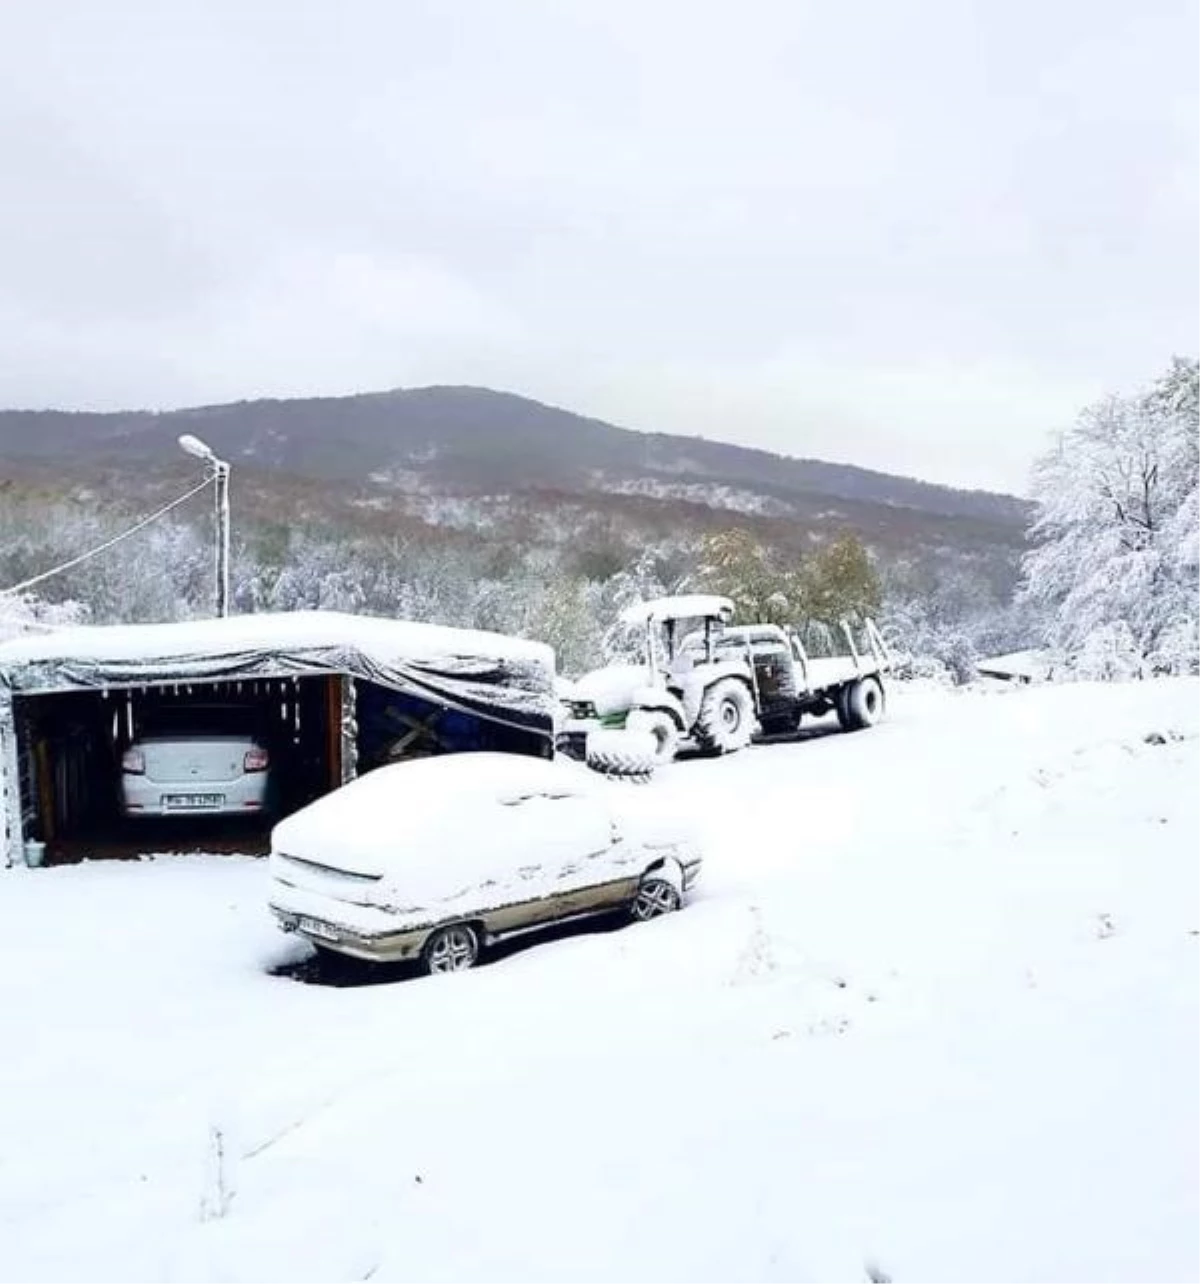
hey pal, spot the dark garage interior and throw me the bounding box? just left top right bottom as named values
left=11, top=676, right=546, bottom=864
left=14, top=676, right=341, bottom=861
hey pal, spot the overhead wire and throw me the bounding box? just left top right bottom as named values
left=0, top=474, right=215, bottom=598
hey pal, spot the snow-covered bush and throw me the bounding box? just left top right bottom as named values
left=1066, top=622, right=1148, bottom=682
left=0, top=592, right=88, bottom=642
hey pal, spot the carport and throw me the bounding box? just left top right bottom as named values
left=0, top=611, right=555, bottom=867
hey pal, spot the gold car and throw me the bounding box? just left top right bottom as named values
left=269, top=752, right=701, bottom=975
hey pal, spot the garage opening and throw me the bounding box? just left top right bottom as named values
left=13, top=676, right=343, bottom=862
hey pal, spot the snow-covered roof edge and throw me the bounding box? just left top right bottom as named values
left=0, top=610, right=553, bottom=672
left=976, top=649, right=1053, bottom=680
left=0, top=611, right=557, bottom=735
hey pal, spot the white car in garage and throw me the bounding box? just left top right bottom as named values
left=269, top=752, right=701, bottom=974
left=120, top=705, right=272, bottom=818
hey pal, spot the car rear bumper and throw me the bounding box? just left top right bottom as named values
left=120, top=772, right=269, bottom=817
left=269, top=882, right=431, bottom=963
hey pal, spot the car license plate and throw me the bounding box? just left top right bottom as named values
left=164, top=793, right=224, bottom=809
left=298, top=917, right=339, bottom=942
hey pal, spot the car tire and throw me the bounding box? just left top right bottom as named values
left=693, top=678, right=756, bottom=755
left=585, top=728, right=657, bottom=782
left=630, top=876, right=682, bottom=921
left=625, top=710, right=680, bottom=765
left=422, top=923, right=480, bottom=975
left=842, top=677, right=886, bottom=731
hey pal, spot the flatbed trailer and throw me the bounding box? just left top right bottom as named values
left=703, top=618, right=894, bottom=736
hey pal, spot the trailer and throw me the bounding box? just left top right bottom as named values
left=707, top=619, right=893, bottom=737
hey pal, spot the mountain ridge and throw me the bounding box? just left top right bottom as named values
left=0, top=384, right=1028, bottom=528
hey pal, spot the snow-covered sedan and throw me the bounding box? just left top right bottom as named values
left=269, top=752, right=701, bottom=974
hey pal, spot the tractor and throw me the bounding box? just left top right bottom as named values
left=557, top=595, right=758, bottom=772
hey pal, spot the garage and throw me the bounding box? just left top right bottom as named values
left=0, top=611, right=556, bottom=867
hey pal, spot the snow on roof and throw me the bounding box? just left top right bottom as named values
left=619, top=595, right=734, bottom=627
left=0, top=610, right=551, bottom=672
left=976, top=649, right=1052, bottom=680
left=0, top=611, right=556, bottom=732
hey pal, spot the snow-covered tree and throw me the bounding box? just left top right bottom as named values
left=696, top=528, right=881, bottom=630
left=1020, top=359, right=1199, bottom=675
left=796, top=533, right=882, bottom=628
left=696, top=529, right=792, bottom=623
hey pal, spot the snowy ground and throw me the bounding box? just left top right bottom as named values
left=0, top=680, right=1197, bottom=1283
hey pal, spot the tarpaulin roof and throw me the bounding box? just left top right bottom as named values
left=0, top=611, right=556, bottom=736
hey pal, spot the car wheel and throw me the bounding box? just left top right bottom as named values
left=422, top=923, right=480, bottom=975
left=630, top=876, right=682, bottom=922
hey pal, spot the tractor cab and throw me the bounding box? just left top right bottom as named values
left=618, top=594, right=737, bottom=686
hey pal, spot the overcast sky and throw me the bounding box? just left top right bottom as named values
left=0, top=0, right=1195, bottom=492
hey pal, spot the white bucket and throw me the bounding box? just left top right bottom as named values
left=23, top=840, right=46, bottom=869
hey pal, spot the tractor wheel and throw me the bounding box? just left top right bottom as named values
left=625, top=710, right=680, bottom=765
left=585, top=728, right=657, bottom=782
left=692, top=678, right=756, bottom=755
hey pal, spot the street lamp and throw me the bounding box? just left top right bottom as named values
left=178, top=434, right=230, bottom=618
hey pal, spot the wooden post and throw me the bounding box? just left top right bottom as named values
left=34, top=738, right=55, bottom=844
left=0, top=689, right=25, bottom=868
left=339, top=675, right=358, bottom=785
left=325, top=674, right=342, bottom=791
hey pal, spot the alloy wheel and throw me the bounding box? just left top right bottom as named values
left=632, top=878, right=681, bottom=921
left=425, top=925, right=478, bottom=973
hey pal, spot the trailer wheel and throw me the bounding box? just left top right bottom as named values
left=625, top=710, right=680, bottom=765
left=693, top=678, right=756, bottom=755
left=842, top=677, right=886, bottom=731
left=835, top=685, right=853, bottom=731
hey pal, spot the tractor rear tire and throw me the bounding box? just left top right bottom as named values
left=692, top=678, right=756, bottom=755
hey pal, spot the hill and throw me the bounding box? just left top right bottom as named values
left=0, top=385, right=1027, bottom=527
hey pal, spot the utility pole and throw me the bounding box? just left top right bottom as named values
left=178, top=434, right=231, bottom=618
left=214, top=456, right=230, bottom=618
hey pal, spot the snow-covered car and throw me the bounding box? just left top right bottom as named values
left=120, top=706, right=271, bottom=818
left=268, top=752, right=701, bottom=974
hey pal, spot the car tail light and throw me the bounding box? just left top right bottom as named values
left=121, top=747, right=145, bottom=774
left=243, top=747, right=270, bottom=773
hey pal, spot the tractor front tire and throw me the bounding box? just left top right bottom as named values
left=693, top=679, right=756, bottom=755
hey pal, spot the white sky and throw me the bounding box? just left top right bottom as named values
left=0, top=0, right=1195, bottom=493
